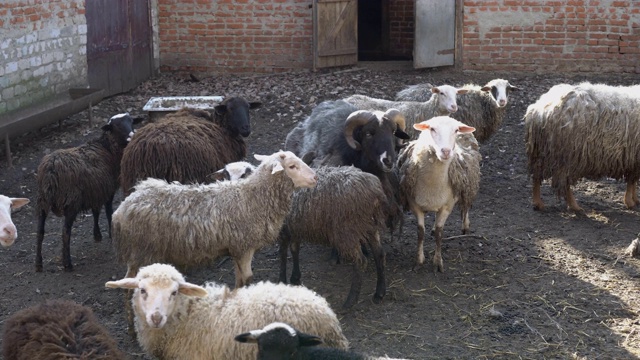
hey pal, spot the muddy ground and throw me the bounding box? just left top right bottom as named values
left=1, top=64, right=639, bottom=359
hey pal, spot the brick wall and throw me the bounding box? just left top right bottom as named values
left=463, top=0, right=640, bottom=73
left=0, top=0, right=88, bottom=115
left=157, top=0, right=314, bottom=74
left=389, top=0, right=414, bottom=58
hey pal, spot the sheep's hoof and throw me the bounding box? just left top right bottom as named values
left=532, top=203, right=544, bottom=211
left=461, top=228, right=469, bottom=235
left=567, top=206, right=584, bottom=214
left=94, top=236, right=102, bottom=242
left=35, top=265, right=43, bottom=273
left=412, top=263, right=423, bottom=272
left=64, top=265, right=74, bottom=272
left=372, top=294, right=384, bottom=304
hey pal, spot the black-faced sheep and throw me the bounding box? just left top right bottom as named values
left=235, top=322, right=411, bottom=360
left=279, top=166, right=388, bottom=309
left=396, top=116, right=480, bottom=272
left=0, top=195, right=29, bottom=247
left=105, top=263, right=348, bottom=360
left=2, top=299, right=125, bottom=360
left=395, top=79, right=520, bottom=143
left=119, top=97, right=262, bottom=195
left=343, top=84, right=468, bottom=139
left=35, top=113, right=142, bottom=272
left=524, top=82, right=640, bottom=211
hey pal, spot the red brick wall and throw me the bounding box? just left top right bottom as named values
left=389, top=0, right=414, bottom=58
left=462, top=0, right=640, bottom=73
left=157, top=0, right=313, bottom=74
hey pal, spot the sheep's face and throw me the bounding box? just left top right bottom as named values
left=102, top=113, right=143, bottom=146
left=414, top=116, right=475, bottom=161
left=235, top=322, right=323, bottom=360
left=0, top=196, right=29, bottom=247
left=209, top=161, right=256, bottom=182
left=431, top=85, right=468, bottom=114
left=481, top=79, right=520, bottom=108
left=215, top=97, right=262, bottom=137
left=256, top=151, right=317, bottom=188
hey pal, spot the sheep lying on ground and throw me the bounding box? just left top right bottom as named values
left=524, top=82, right=640, bottom=211
left=279, top=166, right=388, bottom=308
left=208, top=161, right=256, bottom=182
left=106, top=263, right=348, bottom=360
left=235, top=322, right=411, bottom=360
left=35, top=113, right=141, bottom=271
left=120, top=97, right=261, bottom=195
left=396, top=79, right=519, bottom=143
left=2, top=299, right=125, bottom=360
left=0, top=195, right=29, bottom=247
left=396, top=116, right=480, bottom=272
left=343, top=84, right=468, bottom=139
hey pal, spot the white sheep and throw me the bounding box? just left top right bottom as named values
left=525, top=82, right=640, bottom=211
left=105, top=263, right=349, bottom=360
left=343, top=84, right=468, bottom=139
left=235, top=322, right=411, bottom=360
left=0, top=195, right=29, bottom=247
left=395, top=79, right=519, bottom=143
left=396, top=116, right=479, bottom=272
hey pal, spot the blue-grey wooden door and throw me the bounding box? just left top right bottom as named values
left=414, top=0, right=455, bottom=68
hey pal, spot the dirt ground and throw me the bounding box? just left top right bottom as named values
left=1, top=64, right=639, bottom=359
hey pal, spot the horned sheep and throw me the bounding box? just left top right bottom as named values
left=35, top=113, right=141, bottom=272
left=0, top=195, right=29, bottom=247
left=120, top=97, right=261, bottom=195
left=343, top=84, right=468, bottom=139
left=105, top=263, right=349, bottom=360
left=279, top=166, right=388, bottom=308
left=396, top=79, right=520, bottom=143
left=524, top=82, right=640, bottom=211
left=2, top=299, right=125, bottom=360
left=396, top=116, right=481, bottom=272
left=235, top=322, right=411, bottom=360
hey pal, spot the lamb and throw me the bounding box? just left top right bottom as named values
left=343, top=84, right=468, bottom=139
left=396, top=116, right=480, bottom=272
left=524, top=82, right=640, bottom=211
left=279, top=166, right=388, bottom=308
left=112, top=150, right=317, bottom=288
left=119, top=97, right=262, bottom=195
left=208, top=161, right=256, bottom=182
left=235, top=322, right=411, bottom=360
left=35, top=113, right=142, bottom=272
left=105, top=263, right=349, bottom=360
left=0, top=195, right=29, bottom=247
left=396, top=79, right=520, bottom=143
left=2, top=299, right=125, bottom=360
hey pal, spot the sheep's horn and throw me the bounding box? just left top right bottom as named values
left=344, top=110, right=375, bottom=150
left=383, top=108, right=406, bottom=131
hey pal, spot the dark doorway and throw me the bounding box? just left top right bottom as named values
left=357, top=0, right=413, bottom=61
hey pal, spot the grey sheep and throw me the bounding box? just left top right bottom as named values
left=35, top=113, right=142, bottom=272
left=525, top=82, right=640, bottom=211
left=343, top=84, right=468, bottom=139
left=235, top=322, right=411, bottom=360
left=396, top=79, right=520, bottom=143
left=279, top=166, right=388, bottom=308
left=2, top=299, right=125, bottom=360
left=120, top=97, right=261, bottom=195
left=396, top=116, right=480, bottom=272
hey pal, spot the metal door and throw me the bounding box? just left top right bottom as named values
left=314, top=0, right=358, bottom=70
left=86, top=0, right=153, bottom=96
left=414, top=0, right=455, bottom=69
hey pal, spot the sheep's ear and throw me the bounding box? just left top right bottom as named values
left=101, top=123, right=112, bottom=132
left=298, top=333, right=323, bottom=347
left=508, top=84, right=520, bottom=91
left=430, top=87, right=441, bottom=94
left=254, top=154, right=267, bottom=162
left=459, top=125, right=476, bottom=133
left=132, top=116, right=145, bottom=124
left=456, top=89, right=469, bottom=95
left=10, top=198, right=29, bottom=210
left=394, top=129, right=410, bottom=140
left=234, top=332, right=258, bottom=343
left=413, top=122, right=431, bottom=131
left=178, top=282, right=208, bottom=297
left=249, top=102, right=262, bottom=110
left=105, top=278, right=139, bottom=289
left=480, top=86, right=491, bottom=92
left=271, top=162, right=284, bottom=174
left=214, top=104, right=228, bottom=116
left=208, top=169, right=229, bottom=182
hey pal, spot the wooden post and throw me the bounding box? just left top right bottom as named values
left=5, top=133, right=12, bottom=168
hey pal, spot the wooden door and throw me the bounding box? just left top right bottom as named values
left=414, top=0, right=455, bottom=69
left=313, top=0, right=358, bottom=70
left=86, top=0, right=153, bottom=97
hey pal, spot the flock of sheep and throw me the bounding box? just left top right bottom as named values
left=1, top=76, right=639, bottom=359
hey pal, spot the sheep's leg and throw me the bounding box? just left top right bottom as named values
left=633, top=180, right=639, bottom=206
left=105, top=195, right=114, bottom=238
left=234, top=249, right=256, bottom=288
left=35, top=209, right=47, bottom=272
left=343, top=262, right=363, bottom=309
left=369, top=231, right=386, bottom=304
left=92, top=207, right=102, bottom=242
left=125, top=265, right=138, bottom=338
left=278, top=229, right=290, bottom=284
left=461, top=207, right=470, bottom=235
left=532, top=176, right=545, bottom=211
left=62, top=209, right=78, bottom=271
left=433, top=207, right=453, bottom=273
left=411, top=206, right=426, bottom=271
left=625, top=180, right=636, bottom=208
left=290, top=241, right=302, bottom=285
left=564, top=184, right=583, bottom=212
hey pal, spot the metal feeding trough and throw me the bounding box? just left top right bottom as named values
left=143, top=96, right=225, bottom=121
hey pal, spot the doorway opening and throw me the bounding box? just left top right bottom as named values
left=357, top=0, right=414, bottom=61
